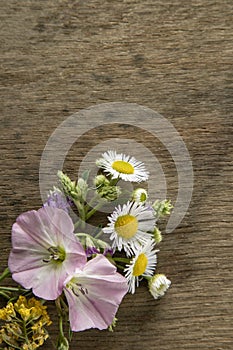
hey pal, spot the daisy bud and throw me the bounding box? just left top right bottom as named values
left=94, top=174, right=110, bottom=187
left=132, top=188, right=148, bottom=203
left=153, top=227, right=162, bottom=243
left=152, top=199, right=173, bottom=218
left=76, top=178, right=88, bottom=201
left=57, top=171, right=77, bottom=199
left=148, top=274, right=171, bottom=299
left=97, top=185, right=121, bottom=201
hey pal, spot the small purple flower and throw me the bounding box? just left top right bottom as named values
left=44, top=187, right=71, bottom=213
left=85, top=247, right=115, bottom=258
left=8, top=207, right=87, bottom=300
left=85, top=247, right=100, bottom=257
left=103, top=247, right=115, bottom=256
left=64, top=254, right=128, bottom=332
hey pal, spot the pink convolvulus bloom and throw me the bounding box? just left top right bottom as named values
left=8, top=206, right=87, bottom=300
left=64, top=254, right=128, bottom=332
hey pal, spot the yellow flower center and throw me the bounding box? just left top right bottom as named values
left=115, top=214, right=138, bottom=239
left=133, top=253, right=148, bottom=276
left=112, top=160, right=134, bottom=174
left=140, top=192, right=147, bottom=202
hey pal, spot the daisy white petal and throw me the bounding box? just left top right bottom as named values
left=148, top=274, right=171, bottom=299
left=96, top=150, right=149, bottom=182
left=103, top=201, right=155, bottom=255
left=124, top=240, right=158, bottom=294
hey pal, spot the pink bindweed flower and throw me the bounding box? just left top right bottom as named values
left=8, top=206, right=87, bottom=300
left=63, top=254, right=128, bottom=332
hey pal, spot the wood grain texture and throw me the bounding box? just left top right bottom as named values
left=0, top=0, right=233, bottom=349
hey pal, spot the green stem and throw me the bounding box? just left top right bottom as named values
left=75, top=233, right=90, bottom=240
left=0, top=291, right=12, bottom=299
left=55, top=296, right=69, bottom=349
left=0, top=267, right=11, bottom=283
left=2, top=339, right=21, bottom=350
left=0, top=286, right=29, bottom=292
left=55, top=297, right=65, bottom=336
left=113, top=257, right=131, bottom=264
left=73, top=200, right=86, bottom=230
left=59, top=312, right=65, bottom=338
left=109, top=177, right=120, bottom=186
left=86, top=202, right=103, bottom=220
left=144, top=276, right=152, bottom=281
left=23, top=320, right=29, bottom=345
left=94, top=230, right=104, bottom=239
left=73, top=200, right=86, bottom=219
left=60, top=296, right=69, bottom=313
left=84, top=194, right=100, bottom=212
left=74, top=220, right=80, bottom=229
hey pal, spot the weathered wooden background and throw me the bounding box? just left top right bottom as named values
left=1, top=0, right=233, bottom=349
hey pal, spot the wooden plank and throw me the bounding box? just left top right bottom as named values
left=0, top=0, right=233, bottom=349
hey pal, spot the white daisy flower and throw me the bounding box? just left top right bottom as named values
left=96, top=150, right=149, bottom=183
left=103, top=201, right=155, bottom=255
left=148, top=274, right=171, bottom=299
left=132, top=188, right=148, bottom=203
left=124, top=240, right=158, bottom=294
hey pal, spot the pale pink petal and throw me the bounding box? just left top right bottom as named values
left=13, top=263, right=66, bottom=300
left=82, top=254, right=118, bottom=276
left=64, top=255, right=128, bottom=331
left=8, top=207, right=86, bottom=300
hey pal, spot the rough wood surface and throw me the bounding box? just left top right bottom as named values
left=0, top=1, right=233, bottom=349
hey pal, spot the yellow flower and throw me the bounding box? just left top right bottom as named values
left=14, top=295, right=27, bottom=310
left=0, top=303, right=16, bottom=321
left=5, top=322, right=22, bottom=338
left=0, top=296, right=51, bottom=349
left=14, top=296, right=51, bottom=324
left=18, top=307, right=31, bottom=321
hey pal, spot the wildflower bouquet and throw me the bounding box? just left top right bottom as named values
left=0, top=150, right=172, bottom=349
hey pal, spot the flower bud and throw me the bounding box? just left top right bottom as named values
left=94, top=174, right=109, bottom=187
left=97, top=185, right=121, bottom=201
left=153, top=227, right=162, bottom=243
left=57, top=171, right=77, bottom=199
left=152, top=199, right=173, bottom=218
left=148, top=274, right=171, bottom=299
left=132, top=188, right=148, bottom=203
